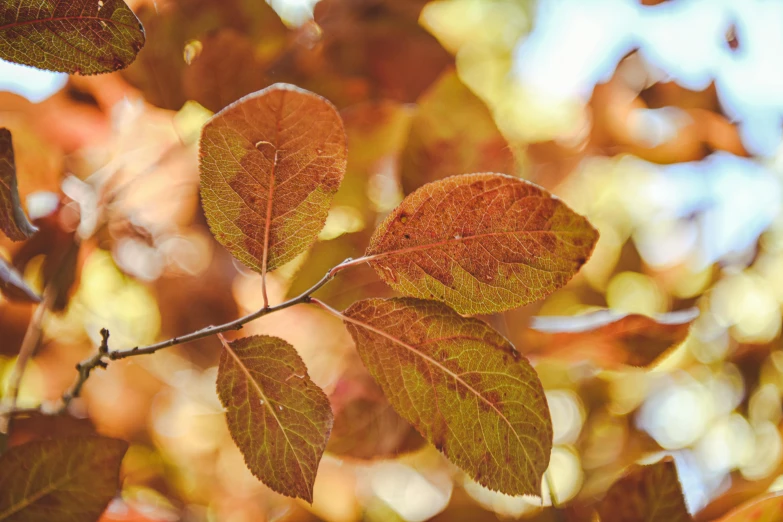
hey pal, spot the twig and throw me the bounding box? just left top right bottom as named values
left=0, top=287, right=56, bottom=434
left=55, top=258, right=354, bottom=413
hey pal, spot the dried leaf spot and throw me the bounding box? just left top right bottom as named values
left=366, top=173, right=599, bottom=315
left=216, top=335, right=333, bottom=502
left=343, top=297, right=553, bottom=496
left=200, top=83, right=347, bottom=275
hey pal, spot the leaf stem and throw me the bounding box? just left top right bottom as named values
left=54, top=257, right=355, bottom=413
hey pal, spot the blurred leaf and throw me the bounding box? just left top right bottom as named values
left=343, top=297, right=552, bottom=496
left=401, top=69, right=516, bottom=194
left=0, top=129, right=37, bottom=241
left=0, top=256, right=39, bottom=303
left=278, top=0, right=453, bottom=107
left=327, top=360, right=425, bottom=459
left=182, top=30, right=268, bottom=112
left=0, top=0, right=144, bottom=75
left=6, top=412, right=96, bottom=449
left=199, top=83, right=347, bottom=274
left=596, top=457, right=691, bottom=522
left=366, top=173, right=598, bottom=315
left=715, top=491, right=783, bottom=522
left=0, top=436, right=128, bottom=522
left=523, top=308, right=699, bottom=367
left=124, top=0, right=287, bottom=110
left=216, top=335, right=333, bottom=502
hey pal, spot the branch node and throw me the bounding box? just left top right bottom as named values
left=98, top=328, right=110, bottom=354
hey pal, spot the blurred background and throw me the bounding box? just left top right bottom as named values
left=2, top=0, right=783, bottom=520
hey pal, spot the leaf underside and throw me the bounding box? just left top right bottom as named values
left=0, top=436, right=128, bottom=522
left=366, top=172, right=598, bottom=315
left=0, top=129, right=37, bottom=241
left=200, top=83, right=347, bottom=275
left=0, top=0, right=145, bottom=75
left=597, top=457, right=692, bottom=522
left=343, top=297, right=553, bottom=496
left=216, top=335, right=333, bottom=502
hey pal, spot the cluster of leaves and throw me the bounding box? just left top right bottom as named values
left=0, top=1, right=773, bottom=522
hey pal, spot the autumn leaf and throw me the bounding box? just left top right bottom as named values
left=327, top=361, right=425, bottom=459
left=0, top=0, right=145, bottom=75
left=0, top=436, right=128, bottom=522
left=200, top=84, right=347, bottom=277
left=342, top=297, right=553, bottom=496
left=597, top=457, right=692, bottom=522
left=716, top=491, right=783, bottom=522
left=400, top=69, right=517, bottom=194
left=124, top=0, right=287, bottom=110
left=366, top=173, right=598, bottom=315
left=523, top=308, right=699, bottom=368
left=0, top=256, right=39, bottom=303
left=0, top=129, right=37, bottom=241
left=216, top=335, right=333, bottom=502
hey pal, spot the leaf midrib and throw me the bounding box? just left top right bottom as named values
left=343, top=312, right=537, bottom=481
left=0, top=448, right=107, bottom=520
left=222, top=342, right=309, bottom=488
left=0, top=15, right=140, bottom=33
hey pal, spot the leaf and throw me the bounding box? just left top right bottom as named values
left=0, top=0, right=145, bottom=75
left=716, top=491, right=783, bottom=522
left=199, top=83, right=347, bottom=275
left=327, top=361, right=425, bottom=459
left=342, top=297, right=553, bottom=496
left=0, top=436, right=128, bottom=522
left=0, top=129, right=37, bottom=241
left=523, top=308, right=699, bottom=368
left=0, top=256, right=39, bottom=303
left=400, top=69, right=517, bottom=194
left=366, top=173, right=599, bottom=315
left=124, top=0, right=287, bottom=110
left=216, top=335, right=333, bottom=502
left=596, top=457, right=692, bottom=522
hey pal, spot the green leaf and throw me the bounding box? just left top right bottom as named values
left=401, top=69, right=517, bottom=194
left=200, top=84, right=347, bottom=276
left=366, top=173, right=599, bottom=315
left=216, top=335, right=333, bottom=502
left=0, top=129, right=36, bottom=241
left=342, top=297, right=552, bottom=496
left=0, top=256, right=40, bottom=303
left=0, top=0, right=145, bottom=75
left=0, top=436, right=128, bottom=522
left=597, top=457, right=692, bottom=522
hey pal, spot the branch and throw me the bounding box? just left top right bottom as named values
left=56, top=258, right=355, bottom=413
left=0, top=287, right=56, bottom=434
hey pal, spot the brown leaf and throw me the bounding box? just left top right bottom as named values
left=523, top=308, right=699, bottom=367
left=124, top=0, right=287, bottom=110
left=6, top=412, right=96, bottom=449
left=216, top=335, right=333, bottom=502
left=0, top=256, right=39, bottom=304
left=0, top=436, right=128, bottom=522
left=343, top=297, right=553, bottom=496
left=596, top=457, right=692, bottom=522
left=200, top=84, right=347, bottom=275
left=366, top=173, right=598, bottom=315
left=0, top=129, right=37, bottom=241
left=0, top=0, right=145, bottom=75
left=327, top=361, right=425, bottom=459
left=715, top=491, right=783, bottom=522
left=401, top=69, right=516, bottom=194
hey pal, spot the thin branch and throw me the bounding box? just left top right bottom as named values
left=0, top=287, right=56, bottom=434
left=55, top=258, right=354, bottom=413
